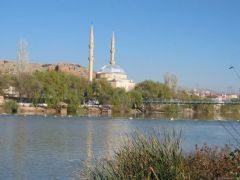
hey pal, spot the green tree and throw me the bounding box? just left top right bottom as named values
left=35, top=71, right=69, bottom=107
left=91, top=79, right=114, bottom=104
left=110, top=88, right=130, bottom=112
left=0, top=74, right=12, bottom=95
left=127, top=89, right=143, bottom=108
left=65, top=75, right=89, bottom=112
left=34, top=71, right=88, bottom=113
left=135, top=80, right=172, bottom=100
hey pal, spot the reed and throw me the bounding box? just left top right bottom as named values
left=82, top=130, right=240, bottom=179
left=83, top=130, right=185, bottom=179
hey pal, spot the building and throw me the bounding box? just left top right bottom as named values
left=88, top=28, right=135, bottom=91
left=88, top=25, right=94, bottom=82
left=96, top=63, right=135, bottom=91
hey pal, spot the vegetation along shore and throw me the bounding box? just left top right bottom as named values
left=0, top=69, right=240, bottom=119
left=82, top=130, right=240, bottom=179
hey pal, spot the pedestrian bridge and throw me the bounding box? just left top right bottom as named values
left=143, top=99, right=240, bottom=105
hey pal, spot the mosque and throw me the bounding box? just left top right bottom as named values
left=88, top=26, right=135, bottom=91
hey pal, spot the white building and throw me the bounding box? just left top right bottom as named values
left=88, top=28, right=135, bottom=91
left=96, top=63, right=135, bottom=91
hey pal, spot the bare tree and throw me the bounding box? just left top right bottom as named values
left=16, top=39, right=29, bottom=76
left=15, top=39, right=30, bottom=100
left=164, top=72, right=178, bottom=94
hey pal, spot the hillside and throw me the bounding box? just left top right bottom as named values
left=0, top=59, right=95, bottom=79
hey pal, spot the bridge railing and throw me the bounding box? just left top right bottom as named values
left=143, top=99, right=240, bottom=105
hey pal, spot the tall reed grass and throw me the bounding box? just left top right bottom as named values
left=82, top=130, right=240, bottom=179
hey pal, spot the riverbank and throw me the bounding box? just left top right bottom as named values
left=1, top=97, right=240, bottom=120
left=1, top=103, right=240, bottom=121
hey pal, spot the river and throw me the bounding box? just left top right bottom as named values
left=0, top=115, right=239, bottom=179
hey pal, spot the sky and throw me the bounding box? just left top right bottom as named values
left=0, top=0, right=240, bottom=92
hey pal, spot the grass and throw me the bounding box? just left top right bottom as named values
left=82, top=130, right=240, bottom=179
left=3, top=100, right=18, bottom=113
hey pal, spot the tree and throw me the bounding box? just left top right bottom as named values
left=110, top=88, right=130, bottom=112
left=34, top=71, right=89, bottom=112
left=0, top=74, right=9, bottom=95
left=0, top=76, right=5, bottom=95
left=16, top=39, right=29, bottom=76
left=66, top=75, right=90, bottom=112
left=15, top=39, right=30, bottom=101
left=14, top=74, right=42, bottom=102
left=91, top=79, right=114, bottom=104
left=135, top=80, right=172, bottom=100
left=177, top=90, right=191, bottom=100
left=127, top=89, right=143, bottom=109
left=164, top=73, right=178, bottom=94
left=0, top=74, right=17, bottom=96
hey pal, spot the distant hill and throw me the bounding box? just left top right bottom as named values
left=0, top=59, right=95, bottom=79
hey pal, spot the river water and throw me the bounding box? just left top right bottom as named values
left=0, top=115, right=239, bottom=179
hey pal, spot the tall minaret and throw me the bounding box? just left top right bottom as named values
left=110, top=32, right=115, bottom=65
left=88, top=25, right=94, bottom=82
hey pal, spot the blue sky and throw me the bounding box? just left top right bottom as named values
left=0, top=0, right=240, bottom=92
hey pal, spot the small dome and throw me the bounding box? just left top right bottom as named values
left=97, top=64, right=126, bottom=74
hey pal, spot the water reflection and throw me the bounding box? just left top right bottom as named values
left=85, top=120, right=93, bottom=168
left=13, top=119, right=27, bottom=180
left=0, top=115, right=239, bottom=179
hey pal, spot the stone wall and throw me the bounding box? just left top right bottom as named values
left=17, top=106, right=57, bottom=115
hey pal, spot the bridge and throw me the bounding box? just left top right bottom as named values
left=143, top=99, right=240, bottom=105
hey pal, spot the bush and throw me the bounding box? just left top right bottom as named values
left=192, top=104, right=214, bottom=114
left=4, top=100, right=18, bottom=114
left=83, top=130, right=185, bottom=179
left=184, top=144, right=240, bottom=179
left=163, top=105, right=179, bottom=114
left=83, top=131, right=240, bottom=179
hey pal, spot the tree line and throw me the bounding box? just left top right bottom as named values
left=0, top=70, right=210, bottom=114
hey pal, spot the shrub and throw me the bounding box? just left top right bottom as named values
left=163, top=105, right=179, bottom=114
left=83, top=130, right=185, bottom=179
left=184, top=144, right=240, bottom=179
left=4, top=100, right=18, bottom=114
left=82, top=131, right=240, bottom=179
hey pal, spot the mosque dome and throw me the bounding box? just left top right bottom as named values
left=97, top=64, right=126, bottom=74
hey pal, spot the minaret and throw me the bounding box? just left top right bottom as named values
left=88, top=25, right=94, bottom=82
left=110, top=32, right=115, bottom=65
